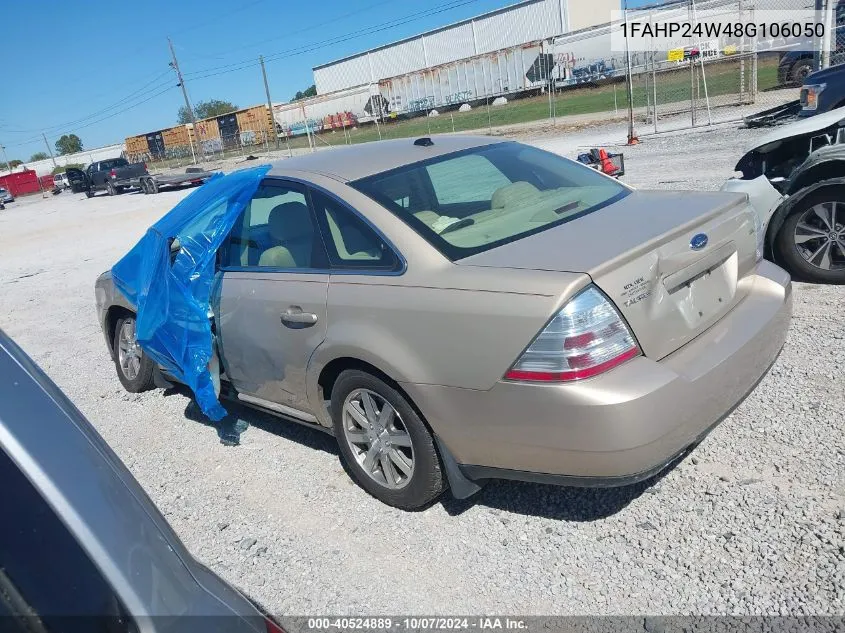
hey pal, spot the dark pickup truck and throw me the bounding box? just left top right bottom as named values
left=67, top=158, right=148, bottom=197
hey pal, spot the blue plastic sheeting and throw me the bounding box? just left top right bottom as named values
left=112, top=165, right=271, bottom=421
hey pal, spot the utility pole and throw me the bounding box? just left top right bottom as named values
left=168, top=37, right=199, bottom=164
left=821, top=0, right=835, bottom=70
left=623, top=0, right=639, bottom=144
left=0, top=141, right=10, bottom=173
left=42, top=133, right=57, bottom=168
left=259, top=55, right=280, bottom=151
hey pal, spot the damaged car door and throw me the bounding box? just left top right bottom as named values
left=215, top=180, right=328, bottom=419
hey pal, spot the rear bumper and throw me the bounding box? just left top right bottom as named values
left=403, top=260, right=792, bottom=484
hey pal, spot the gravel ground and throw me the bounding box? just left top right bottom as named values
left=1, top=124, right=843, bottom=616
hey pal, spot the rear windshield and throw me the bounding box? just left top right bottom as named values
left=99, top=158, right=128, bottom=170
left=350, top=142, right=629, bottom=260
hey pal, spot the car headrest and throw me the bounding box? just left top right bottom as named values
left=267, top=202, right=313, bottom=242
left=491, top=181, right=540, bottom=209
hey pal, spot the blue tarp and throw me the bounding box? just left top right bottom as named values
left=112, top=165, right=271, bottom=421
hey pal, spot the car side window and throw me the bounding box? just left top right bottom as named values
left=0, top=449, right=137, bottom=631
left=224, top=181, right=325, bottom=270
left=310, top=189, right=400, bottom=270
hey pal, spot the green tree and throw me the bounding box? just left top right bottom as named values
left=8, top=159, right=23, bottom=168
left=55, top=134, right=83, bottom=155
left=30, top=152, right=49, bottom=161
left=291, top=84, right=317, bottom=101
left=177, top=99, right=238, bottom=124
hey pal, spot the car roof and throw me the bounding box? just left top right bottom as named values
left=267, top=134, right=504, bottom=182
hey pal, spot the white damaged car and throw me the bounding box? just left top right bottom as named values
left=722, top=107, right=845, bottom=283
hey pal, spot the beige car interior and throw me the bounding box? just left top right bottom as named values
left=257, top=202, right=315, bottom=268
left=411, top=181, right=607, bottom=248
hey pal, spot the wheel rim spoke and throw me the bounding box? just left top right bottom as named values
left=345, top=430, right=369, bottom=445
left=387, top=431, right=412, bottom=447
left=795, top=221, right=828, bottom=243
left=377, top=402, right=395, bottom=429
left=809, top=240, right=833, bottom=269
left=812, top=204, right=834, bottom=231
left=360, top=391, right=378, bottom=423
left=362, top=441, right=380, bottom=473
left=388, top=448, right=413, bottom=477
left=379, top=453, right=398, bottom=486
left=346, top=402, right=369, bottom=429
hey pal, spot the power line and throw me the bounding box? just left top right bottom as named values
left=180, top=0, right=394, bottom=63
left=183, top=0, right=483, bottom=82
left=5, top=85, right=177, bottom=148
left=6, top=70, right=174, bottom=137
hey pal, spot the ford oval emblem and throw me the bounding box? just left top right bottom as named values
left=690, top=233, right=709, bottom=250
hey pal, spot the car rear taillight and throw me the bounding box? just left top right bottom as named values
left=143, top=162, right=147, bottom=171
left=504, top=285, right=640, bottom=382
left=265, top=616, right=286, bottom=633
left=109, top=169, right=117, bottom=178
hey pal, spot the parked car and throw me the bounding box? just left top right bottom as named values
left=0, top=186, right=14, bottom=203
left=779, top=0, right=845, bottom=87
left=96, top=136, right=792, bottom=510
left=66, top=158, right=148, bottom=197
left=800, top=63, right=845, bottom=117
left=0, top=328, right=283, bottom=632
left=52, top=171, right=70, bottom=190
left=723, top=106, right=845, bottom=283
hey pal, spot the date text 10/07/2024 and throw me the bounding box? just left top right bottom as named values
left=306, top=617, right=528, bottom=630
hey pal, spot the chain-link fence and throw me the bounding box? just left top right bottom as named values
left=266, top=0, right=833, bottom=150
left=618, top=0, right=819, bottom=135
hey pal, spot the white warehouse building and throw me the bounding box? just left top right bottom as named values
left=313, top=0, right=620, bottom=94
left=272, top=0, right=619, bottom=137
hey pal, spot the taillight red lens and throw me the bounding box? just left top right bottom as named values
left=265, top=617, right=286, bottom=633
left=109, top=169, right=116, bottom=177
left=504, top=285, right=640, bottom=382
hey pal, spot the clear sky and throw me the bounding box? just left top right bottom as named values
left=0, top=0, right=645, bottom=161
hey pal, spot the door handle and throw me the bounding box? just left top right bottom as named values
left=280, top=307, right=318, bottom=327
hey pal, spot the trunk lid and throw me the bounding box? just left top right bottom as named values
left=459, top=190, right=759, bottom=360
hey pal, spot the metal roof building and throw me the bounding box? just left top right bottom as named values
left=312, top=0, right=619, bottom=94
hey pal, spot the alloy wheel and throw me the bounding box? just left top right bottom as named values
left=117, top=320, right=142, bottom=381
left=341, top=388, right=415, bottom=490
left=793, top=202, right=845, bottom=271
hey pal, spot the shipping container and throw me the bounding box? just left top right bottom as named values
left=216, top=113, right=239, bottom=149
left=0, top=170, right=42, bottom=196
left=272, top=85, right=376, bottom=136
left=124, top=135, right=148, bottom=156
left=380, top=41, right=549, bottom=115
left=145, top=131, right=165, bottom=158
left=161, top=124, right=192, bottom=150
left=235, top=105, right=273, bottom=133
left=194, top=118, right=220, bottom=142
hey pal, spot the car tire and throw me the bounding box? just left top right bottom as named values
left=106, top=181, right=117, bottom=196
left=776, top=185, right=845, bottom=284
left=113, top=315, right=155, bottom=392
left=791, top=60, right=813, bottom=85
left=85, top=190, right=94, bottom=198
left=330, top=369, right=445, bottom=510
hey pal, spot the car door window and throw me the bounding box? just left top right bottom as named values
left=223, top=181, right=326, bottom=270
left=310, top=189, right=400, bottom=270
left=0, top=449, right=137, bottom=632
